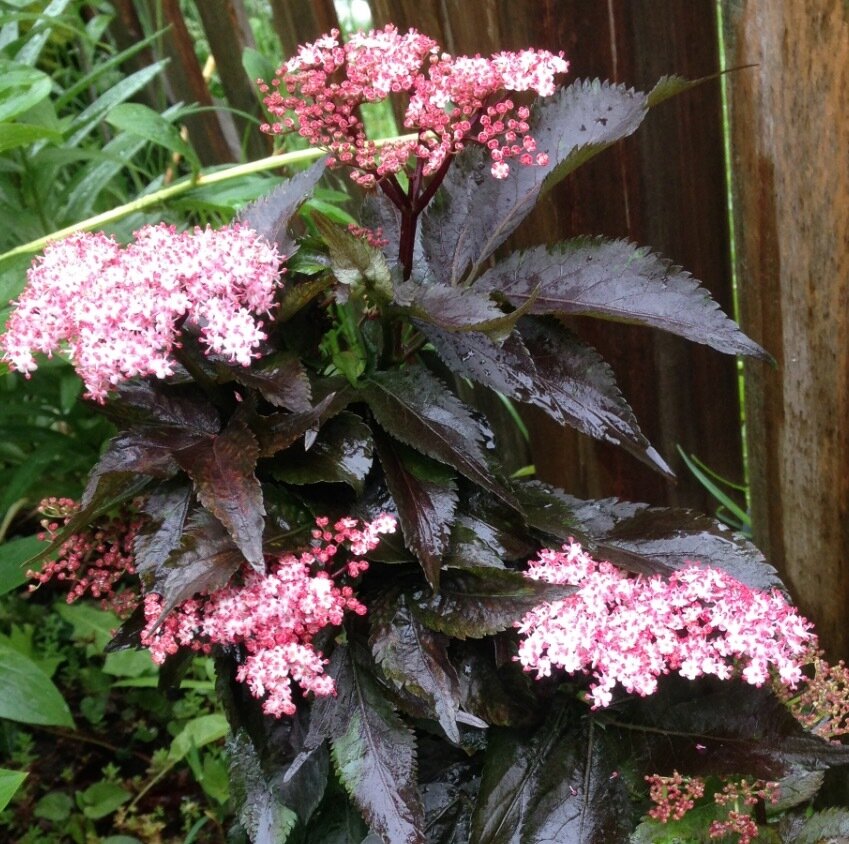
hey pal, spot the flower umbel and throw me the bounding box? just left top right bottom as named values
left=516, top=542, right=815, bottom=708
left=141, top=514, right=396, bottom=717
left=1, top=223, right=282, bottom=401
left=260, top=24, right=568, bottom=185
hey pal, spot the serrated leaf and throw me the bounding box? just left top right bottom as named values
left=228, top=731, right=299, bottom=844
left=321, top=644, right=426, bottom=844
left=81, top=428, right=200, bottom=506
left=478, top=238, right=769, bottom=360
left=395, top=282, right=515, bottom=337
left=272, top=411, right=373, bottom=494
left=134, top=484, right=192, bottom=579
left=471, top=712, right=631, bottom=844
left=520, top=318, right=673, bottom=475
left=561, top=492, right=784, bottom=589
left=233, top=353, right=312, bottom=412
left=153, top=509, right=245, bottom=615
left=313, top=213, right=392, bottom=298
left=374, top=433, right=457, bottom=589
left=361, top=367, right=518, bottom=512
left=256, top=389, right=353, bottom=458
left=111, top=382, right=220, bottom=434
left=410, top=567, right=574, bottom=640
left=238, top=158, right=327, bottom=257
left=422, top=79, right=651, bottom=285
left=174, top=415, right=265, bottom=570
left=370, top=591, right=462, bottom=742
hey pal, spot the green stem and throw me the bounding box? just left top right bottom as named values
left=0, top=133, right=420, bottom=262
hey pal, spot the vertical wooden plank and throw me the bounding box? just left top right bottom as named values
left=141, top=0, right=238, bottom=165
left=368, top=0, right=740, bottom=512
left=194, top=0, right=271, bottom=160
left=269, top=0, right=339, bottom=56
left=724, top=1, right=849, bottom=656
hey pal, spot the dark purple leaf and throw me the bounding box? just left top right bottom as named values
left=478, top=238, right=769, bottom=359
left=361, top=367, right=518, bottom=512
left=470, top=711, right=632, bottom=844
left=794, top=809, right=849, bottom=843
left=317, top=645, right=426, bottom=844
left=104, top=602, right=147, bottom=652
left=421, top=759, right=480, bottom=844
left=520, top=318, right=673, bottom=476
left=409, top=567, right=574, bottom=640
left=564, top=492, right=784, bottom=590
left=374, top=433, right=457, bottom=589
left=228, top=731, right=299, bottom=843
left=234, top=352, right=312, bottom=412
left=256, top=388, right=353, bottom=457
left=621, top=681, right=849, bottom=782
left=272, top=411, right=374, bottom=494
left=174, top=415, right=265, bottom=570
left=81, top=428, right=202, bottom=507
left=421, top=80, right=651, bottom=285
left=370, top=591, right=462, bottom=742
left=455, top=642, right=539, bottom=728
left=112, top=381, right=220, bottom=433
left=134, top=483, right=192, bottom=580
left=153, top=508, right=245, bottom=614
left=237, top=157, right=326, bottom=256
left=395, top=282, right=514, bottom=336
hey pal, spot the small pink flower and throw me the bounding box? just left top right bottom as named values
left=1, top=224, right=283, bottom=401
left=516, top=542, right=816, bottom=708
left=261, top=25, right=568, bottom=185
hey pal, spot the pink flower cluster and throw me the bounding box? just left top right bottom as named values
left=141, top=514, right=396, bottom=717
left=645, top=771, right=706, bottom=823
left=778, top=654, right=849, bottom=740
left=1, top=224, right=282, bottom=401
left=29, top=497, right=142, bottom=615
left=516, top=542, right=815, bottom=708
left=259, top=25, right=568, bottom=185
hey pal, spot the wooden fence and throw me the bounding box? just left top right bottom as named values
left=106, top=0, right=849, bottom=656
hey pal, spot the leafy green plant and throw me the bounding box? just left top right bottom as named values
left=4, top=20, right=849, bottom=844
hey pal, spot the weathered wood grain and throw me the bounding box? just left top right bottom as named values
left=724, top=0, right=849, bottom=656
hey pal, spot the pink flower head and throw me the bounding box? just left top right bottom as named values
left=516, top=542, right=816, bottom=708
left=1, top=224, right=283, bottom=401
left=260, top=25, right=568, bottom=184
left=141, top=513, right=396, bottom=717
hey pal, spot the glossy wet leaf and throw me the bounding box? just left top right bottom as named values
left=519, top=318, right=672, bottom=475
left=564, top=494, right=784, bottom=589
left=233, top=352, right=312, bottom=412
left=361, top=367, right=517, bottom=511
left=256, top=389, right=353, bottom=458
left=622, top=681, right=849, bottom=782
left=111, top=382, right=220, bottom=434
left=273, top=411, right=373, bottom=494
left=370, top=591, right=462, bottom=742
left=470, top=712, right=631, bottom=844
left=421, top=79, right=652, bottom=285
left=395, top=282, right=515, bottom=336
left=375, top=434, right=457, bottom=589
left=81, top=428, right=200, bottom=506
left=228, top=731, right=299, bottom=844
left=174, top=415, right=265, bottom=570
left=152, top=509, right=245, bottom=615
left=133, top=483, right=192, bottom=579
left=794, top=808, right=849, bottom=844
left=320, top=644, right=426, bottom=844
left=410, top=567, right=574, bottom=639
left=478, top=238, right=769, bottom=359
left=237, top=157, right=327, bottom=256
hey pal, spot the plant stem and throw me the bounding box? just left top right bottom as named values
left=0, top=133, right=419, bottom=262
